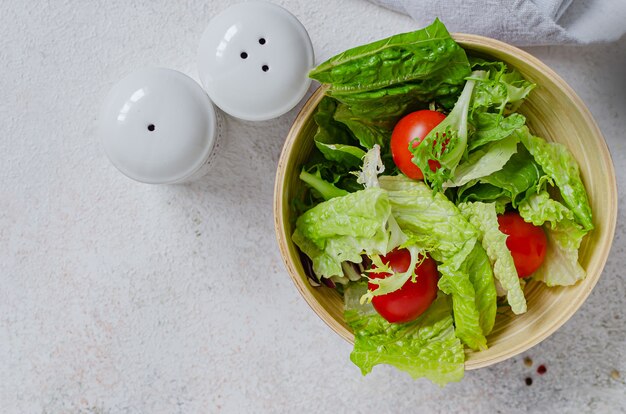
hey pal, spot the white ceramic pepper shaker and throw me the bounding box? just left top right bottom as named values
left=197, top=1, right=314, bottom=121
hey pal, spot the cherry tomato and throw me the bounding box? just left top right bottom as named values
left=390, top=110, right=446, bottom=180
left=497, top=211, right=548, bottom=278
left=368, top=249, right=439, bottom=323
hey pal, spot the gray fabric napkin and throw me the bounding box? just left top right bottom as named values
left=368, top=0, right=626, bottom=45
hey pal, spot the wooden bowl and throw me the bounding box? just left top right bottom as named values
left=274, top=34, right=617, bottom=369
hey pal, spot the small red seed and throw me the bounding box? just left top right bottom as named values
left=537, top=364, right=547, bottom=375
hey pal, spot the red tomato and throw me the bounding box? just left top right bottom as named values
left=368, top=249, right=439, bottom=323
left=390, top=110, right=446, bottom=180
left=497, top=211, right=548, bottom=278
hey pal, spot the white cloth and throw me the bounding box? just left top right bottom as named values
left=368, top=0, right=626, bottom=45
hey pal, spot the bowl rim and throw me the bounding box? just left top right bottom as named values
left=273, top=32, right=618, bottom=370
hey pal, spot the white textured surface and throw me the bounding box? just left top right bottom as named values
left=0, top=1, right=624, bottom=413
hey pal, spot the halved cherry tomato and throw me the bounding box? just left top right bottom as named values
left=368, top=249, right=439, bottom=323
left=390, top=110, right=446, bottom=180
left=497, top=211, right=548, bottom=278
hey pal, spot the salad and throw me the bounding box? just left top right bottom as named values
left=291, top=19, right=593, bottom=385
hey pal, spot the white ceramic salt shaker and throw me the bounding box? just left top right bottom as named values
left=197, top=1, right=314, bottom=121
left=99, top=68, right=221, bottom=184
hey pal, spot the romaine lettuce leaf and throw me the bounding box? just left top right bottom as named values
left=313, top=97, right=366, bottom=167
left=379, top=176, right=478, bottom=268
left=309, top=19, right=469, bottom=95
left=459, top=202, right=527, bottom=314
left=445, top=133, right=520, bottom=188
left=345, top=283, right=464, bottom=386
left=299, top=169, right=349, bottom=201
left=332, top=103, right=394, bottom=149
left=518, top=127, right=593, bottom=231
left=470, top=144, right=544, bottom=207
left=518, top=192, right=587, bottom=286
left=378, top=176, right=496, bottom=350
left=292, top=188, right=401, bottom=279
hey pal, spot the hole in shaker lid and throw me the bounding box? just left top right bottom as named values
left=240, top=51, right=248, bottom=59
left=262, top=65, right=269, bottom=72
left=147, top=124, right=155, bottom=132
left=259, top=38, right=266, bottom=45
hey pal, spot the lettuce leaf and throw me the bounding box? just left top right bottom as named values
left=310, top=19, right=469, bottom=95
left=292, top=188, right=400, bottom=279
left=459, top=202, right=527, bottom=314
left=445, top=133, right=520, bottom=188
left=518, top=127, right=593, bottom=231
left=518, top=192, right=587, bottom=286
left=345, top=283, right=464, bottom=386
left=465, top=144, right=544, bottom=207
left=299, top=169, right=349, bottom=201
left=378, top=176, right=496, bottom=350
left=332, top=103, right=394, bottom=149
left=410, top=71, right=487, bottom=192
left=470, top=62, right=535, bottom=114
left=468, top=112, right=526, bottom=151
left=313, top=97, right=366, bottom=167
left=379, top=176, right=478, bottom=268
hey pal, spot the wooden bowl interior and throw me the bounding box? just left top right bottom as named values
left=274, top=34, right=617, bottom=370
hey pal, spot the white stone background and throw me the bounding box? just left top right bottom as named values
left=1, top=1, right=625, bottom=413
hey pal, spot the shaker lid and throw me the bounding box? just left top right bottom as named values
left=99, top=68, right=218, bottom=184
left=197, top=1, right=314, bottom=121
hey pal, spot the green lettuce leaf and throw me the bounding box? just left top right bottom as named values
left=378, top=176, right=478, bottom=268
left=518, top=127, right=593, bottom=231
left=410, top=71, right=487, bottom=192
left=378, top=176, right=495, bottom=350
left=309, top=19, right=469, bottom=95
left=345, top=283, right=464, bottom=386
left=468, top=112, right=526, bottom=151
left=518, top=191, right=587, bottom=286
left=445, top=132, right=520, bottom=188
left=299, top=169, right=349, bottom=201
left=471, top=144, right=544, bottom=207
left=438, top=242, right=496, bottom=350
left=313, top=97, right=366, bottom=168
left=309, top=19, right=470, bottom=121
left=292, top=188, right=400, bottom=279
left=332, top=103, right=394, bottom=149
left=459, top=202, right=527, bottom=314
left=470, top=63, right=535, bottom=114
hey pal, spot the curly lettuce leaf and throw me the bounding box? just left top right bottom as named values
left=459, top=202, right=527, bottom=314
left=468, top=112, right=526, bottom=151
left=518, top=191, right=587, bottom=286
left=345, top=283, right=464, bottom=386
left=470, top=63, right=535, bottom=114
left=355, top=144, right=384, bottom=189
left=292, top=188, right=402, bottom=280
left=518, top=127, right=593, bottom=231
left=411, top=71, right=487, bottom=192
left=362, top=244, right=425, bottom=302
